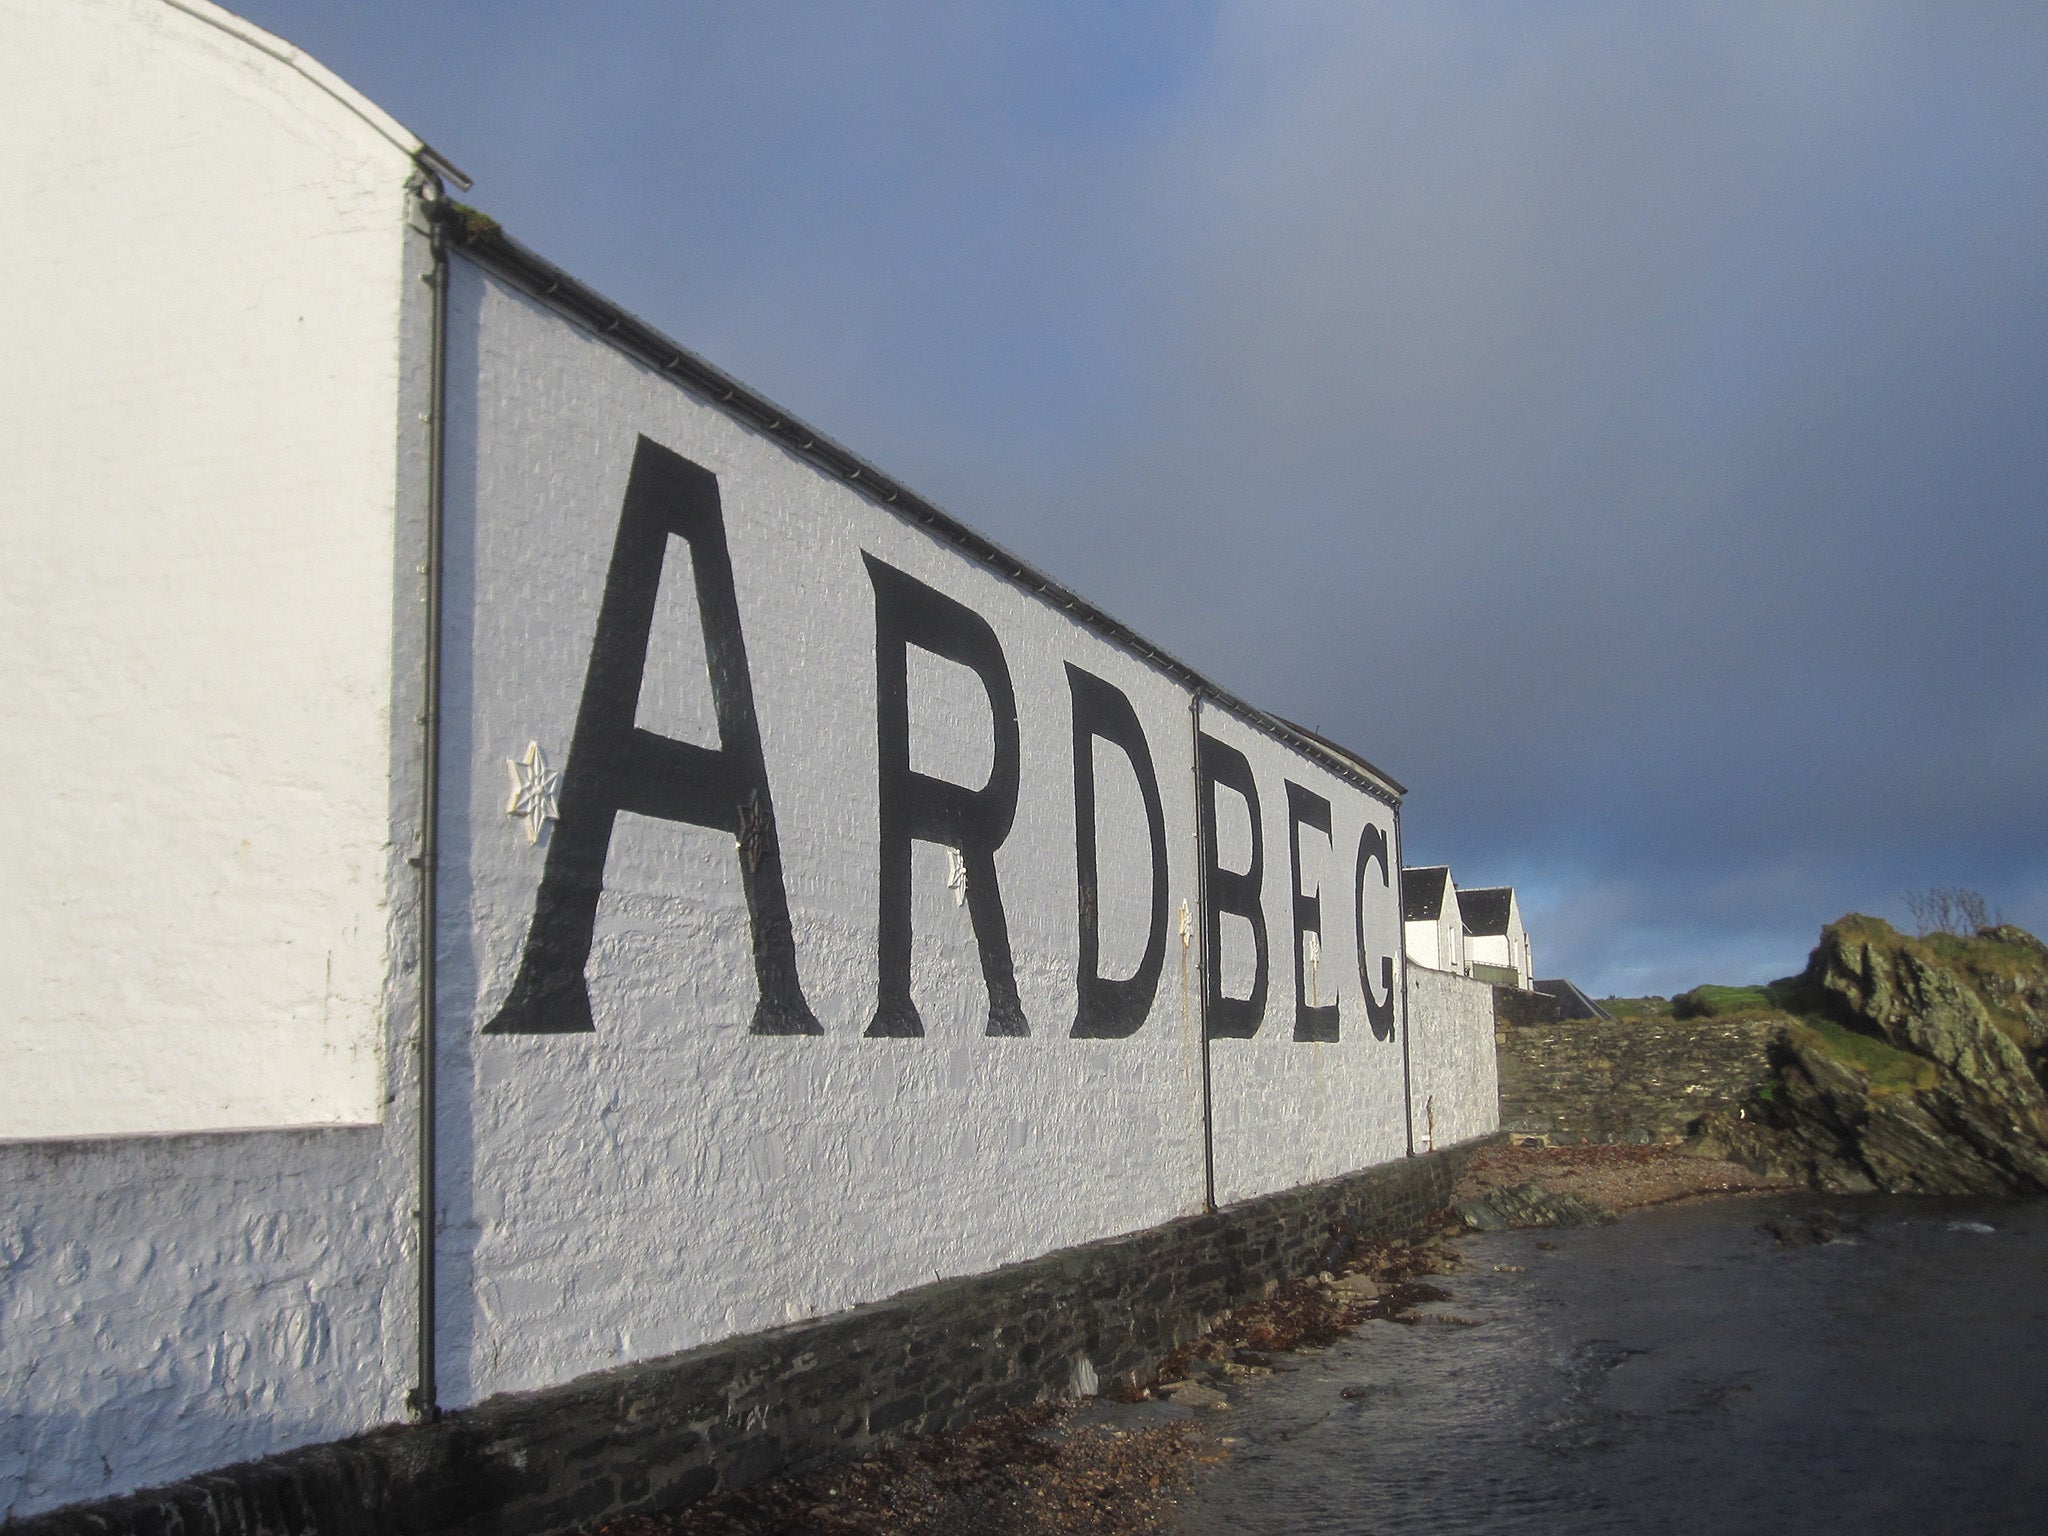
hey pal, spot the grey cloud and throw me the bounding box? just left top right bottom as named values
left=240, top=0, right=2048, bottom=991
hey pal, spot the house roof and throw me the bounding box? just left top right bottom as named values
left=1401, top=866, right=1452, bottom=923
left=1457, top=886, right=1515, bottom=936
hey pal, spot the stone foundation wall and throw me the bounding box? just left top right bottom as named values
left=14, top=1142, right=1484, bottom=1536
left=1495, top=1016, right=1782, bottom=1145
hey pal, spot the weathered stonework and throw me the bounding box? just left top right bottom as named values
left=1496, top=1016, right=1779, bottom=1145
left=12, top=1143, right=1482, bottom=1536
left=1489, top=985, right=1561, bottom=1032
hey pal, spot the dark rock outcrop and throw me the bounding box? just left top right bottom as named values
left=1760, top=1208, right=1862, bottom=1246
left=1454, top=1182, right=1616, bottom=1231
left=1692, top=918, right=2048, bottom=1197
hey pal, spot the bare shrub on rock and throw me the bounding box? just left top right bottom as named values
left=1905, top=886, right=1999, bottom=938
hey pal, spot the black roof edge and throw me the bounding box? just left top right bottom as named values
left=1269, top=717, right=1406, bottom=798
left=436, top=207, right=1404, bottom=807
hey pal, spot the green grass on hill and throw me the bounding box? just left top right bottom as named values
left=1596, top=996, right=1673, bottom=1019
left=1662, top=965, right=1933, bottom=1091
left=1791, top=1016, right=1936, bottom=1094
left=1618, top=915, right=2046, bottom=1099
left=1671, top=983, right=1776, bottom=1019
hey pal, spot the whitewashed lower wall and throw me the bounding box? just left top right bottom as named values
left=1405, top=965, right=1500, bottom=1152
left=0, top=1129, right=417, bottom=1523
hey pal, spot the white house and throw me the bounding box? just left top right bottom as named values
left=1458, top=886, right=1534, bottom=991
left=1401, top=865, right=1467, bottom=975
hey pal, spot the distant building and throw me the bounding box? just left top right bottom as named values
left=1402, top=865, right=1467, bottom=975
left=1458, top=886, right=1533, bottom=990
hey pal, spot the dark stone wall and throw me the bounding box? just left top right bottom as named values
left=1490, top=985, right=1560, bottom=1031
left=1496, top=1015, right=1782, bottom=1145
left=14, top=1144, right=1483, bottom=1536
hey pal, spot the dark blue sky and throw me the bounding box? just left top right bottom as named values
left=240, top=1, right=2048, bottom=994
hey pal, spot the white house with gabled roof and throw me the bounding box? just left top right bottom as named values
left=1458, top=885, right=1533, bottom=990
left=1401, top=865, right=1467, bottom=975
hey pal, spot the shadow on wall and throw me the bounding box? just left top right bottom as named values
left=3, top=1401, right=354, bottom=1526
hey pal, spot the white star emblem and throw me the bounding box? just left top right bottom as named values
left=505, top=741, right=561, bottom=844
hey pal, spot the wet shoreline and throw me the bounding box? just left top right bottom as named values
left=595, top=1166, right=2046, bottom=1534
left=1166, top=1191, right=2048, bottom=1534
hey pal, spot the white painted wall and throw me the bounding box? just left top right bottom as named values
left=0, top=1127, right=420, bottom=1522
left=1199, top=702, right=1408, bottom=1207
left=0, top=3, right=437, bottom=1519
left=0, top=4, right=1497, bottom=1518
left=0, top=0, right=418, bottom=1136
left=1403, top=879, right=1466, bottom=976
left=435, top=263, right=1216, bottom=1404
left=1405, top=964, right=1499, bottom=1152
left=1467, top=934, right=1509, bottom=973
left=0, top=210, right=432, bottom=1503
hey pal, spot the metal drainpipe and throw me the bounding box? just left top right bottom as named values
left=1189, top=692, right=1216, bottom=1213
left=408, top=188, right=451, bottom=1422
left=1392, top=802, right=1416, bottom=1158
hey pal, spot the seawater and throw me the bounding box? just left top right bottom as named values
left=1168, top=1193, right=2048, bottom=1535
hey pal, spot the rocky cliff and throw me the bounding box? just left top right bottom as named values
left=1695, top=917, right=2048, bottom=1196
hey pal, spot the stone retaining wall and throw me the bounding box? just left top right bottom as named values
left=14, top=1143, right=1483, bottom=1536
left=1496, top=1015, right=1782, bottom=1145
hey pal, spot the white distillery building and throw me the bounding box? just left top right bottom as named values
left=1400, top=864, right=1467, bottom=975
left=1458, top=886, right=1535, bottom=991
left=1401, top=866, right=1537, bottom=993
left=0, top=1, right=1502, bottom=1524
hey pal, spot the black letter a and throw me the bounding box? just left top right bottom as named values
left=484, top=436, right=820, bottom=1037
